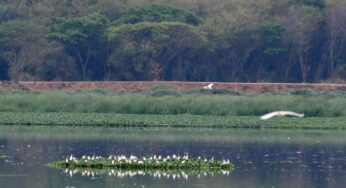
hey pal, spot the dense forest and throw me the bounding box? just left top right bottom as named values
left=0, top=0, right=345, bottom=82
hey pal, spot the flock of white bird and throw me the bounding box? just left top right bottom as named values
left=202, top=83, right=305, bottom=120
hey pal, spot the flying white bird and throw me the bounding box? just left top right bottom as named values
left=260, top=111, right=304, bottom=120
left=203, top=83, right=214, bottom=90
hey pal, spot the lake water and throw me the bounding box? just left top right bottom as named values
left=1, top=126, right=346, bottom=188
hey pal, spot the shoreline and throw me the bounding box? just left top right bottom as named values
left=1, top=81, right=346, bottom=93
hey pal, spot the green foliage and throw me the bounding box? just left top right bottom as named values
left=50, top=155, right=233, bottom=171
left=49, top=13, right=109, bottom=46
left=145, top=84, right=181, bottom=97
left=0, top=20, right=30, bottom=45
left=48, top=13, right=110, bottom=80
left=0, top=0, right=345, bottom=82
left=290, top=0, right=325, bottom=9
left=0, top=91, right=345, bottom=117
left=1, top=112, right=346, bottom=129
left=260, top=22, right=287, bottom=55
left=261, top=22, right=286, bottom=40
left=113, top=3, right=202, bottom=26
left=107, top=21, right=205, bottom=80
left=0, top=19, right=49, bottom=80
left=0, top=6, right=18, bottom=23
left=109, top=21, right=178, bottom=40
left=108, top=21, right=203, bottom=45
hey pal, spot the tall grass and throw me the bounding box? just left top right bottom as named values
left=0, top=89, right=345, bottom=117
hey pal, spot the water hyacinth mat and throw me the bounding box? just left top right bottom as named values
left=49, top=154, right=234, bottom=178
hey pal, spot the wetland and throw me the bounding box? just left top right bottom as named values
left=1, top=127, right=346, bottom=188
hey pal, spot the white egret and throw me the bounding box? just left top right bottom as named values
left=203, top=83, right=214, bottom=90
left=260, top=111, right=304, bottom=120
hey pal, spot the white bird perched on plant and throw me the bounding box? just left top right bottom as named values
left=203, top=83, right=214, bottom=90
left=260, top=111, right=304, bottom=120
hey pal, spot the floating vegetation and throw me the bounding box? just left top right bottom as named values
left=49, top=155, right=233, bottom=175
left=1, top=112, right=346, bottom=129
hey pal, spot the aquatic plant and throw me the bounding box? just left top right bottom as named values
left=49, top=155, right=233, bottom=173
left=1, top=112, right=346, bottom=129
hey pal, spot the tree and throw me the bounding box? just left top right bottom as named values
left=0, top=57, right=9, bottom=80
left=260, top=22, right=286, bottom=55
left=113, top=3, right=202, bottom=26
left=258, top=22, right=287, bottom=81
left=290, top=0, right=325, bottom=9
left=283, top=5, right=323, bottom=82
left=107, top=22, right=205, bottom=80
left=106, top=3, right=205, bottom=81
left=197, top=0, right=273, bottom=82
left=48, top=13, right=110, bottom=80
left=323, top=0, right=346, bottom=78
left=0, top=20, right=47, bottom=81
left=0, top=5, right=19, bottom=23
left=0, top=0, right=344, bottom=82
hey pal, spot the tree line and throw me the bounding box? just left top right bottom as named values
left=0, top=0, right=345, bottom=82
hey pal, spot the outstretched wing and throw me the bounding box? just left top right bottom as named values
left=203, top=83, right=214, bottom=89
left=261, top=111, right=304, bottom=120
left=281, top=111, right=304, bottom=117
left=260, top=112, right=279, bottom=120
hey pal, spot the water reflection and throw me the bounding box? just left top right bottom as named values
left=0, top=126, right=346, bottom=188
left=63, top=168, right=230, bottom=180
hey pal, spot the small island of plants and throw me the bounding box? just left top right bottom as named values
left=49, top=155, right=234, bottom=173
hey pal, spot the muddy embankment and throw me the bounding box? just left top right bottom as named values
left=0, top=81, right=346, bottom=93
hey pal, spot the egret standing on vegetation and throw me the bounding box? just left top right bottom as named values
left=260, top=111, right=304, bottom=120
left=203, top=83, right=214, bottom=90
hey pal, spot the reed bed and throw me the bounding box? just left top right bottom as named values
left=0, top=89, right=345, bottom=117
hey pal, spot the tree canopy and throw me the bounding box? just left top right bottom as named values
left=107, top=21, right=205, bottom=80
left=113, top=3, right=202, bottom=26
left=0, top=0, right=345, bottom=82
left=48, top=13, right=110, bottom=80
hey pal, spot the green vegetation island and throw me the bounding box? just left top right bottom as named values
left=49, top=154, right=233, bottom=172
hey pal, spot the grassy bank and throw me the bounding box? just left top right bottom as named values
left=0, top=112, right=345, bottom=129
left=0, top=88, right=346, bottom=116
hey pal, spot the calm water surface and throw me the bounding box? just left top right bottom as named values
left=0, top=126, right=346, bottom=188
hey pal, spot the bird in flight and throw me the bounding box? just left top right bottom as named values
left=260, top=111, right=304, bottom=120
left=203, top=83, right=214, bottom=90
